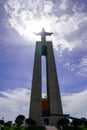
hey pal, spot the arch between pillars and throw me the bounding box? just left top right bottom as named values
left=41, top=45, right=50, bottom=117
left=41, top=45, right=47, bottom=99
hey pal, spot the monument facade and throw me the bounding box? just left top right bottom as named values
left=29, top=28, right=63, bottom=125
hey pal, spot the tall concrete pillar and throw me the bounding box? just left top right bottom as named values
left=29, top=29, right=63, bottom=125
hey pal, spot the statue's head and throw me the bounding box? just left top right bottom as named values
left=42, top=28, right=45, bottom=31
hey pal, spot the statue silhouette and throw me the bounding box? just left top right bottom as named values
left=35, top=28, right=53, bottom=42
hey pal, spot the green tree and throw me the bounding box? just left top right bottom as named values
left=71, top=119, right=80, bottom=130
left=57, top=118, right=70, bottom=126
left=0, top=120, right=4, bottom=125
left=81, top=117, right=87, bottom=126
left=15, top=115, right=25, bottom=127
left=25, top=118, right=36, bottom=126
left=4, top=121, right=12, bottom=130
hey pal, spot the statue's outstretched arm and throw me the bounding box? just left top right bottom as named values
left=46, top=32, right=54, bottom=36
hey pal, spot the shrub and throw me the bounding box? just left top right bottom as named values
left=25, top=118, right=36, bottom=126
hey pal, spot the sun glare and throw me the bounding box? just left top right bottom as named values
left=23, top=18, right=51, bottom=42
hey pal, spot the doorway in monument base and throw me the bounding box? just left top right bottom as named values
left=43, top=117, right=49, bottom=125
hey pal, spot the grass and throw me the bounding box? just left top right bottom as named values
left=4, top=125, right=87, bottom=130
left=57, top=125, right=87, bottom=130
left=4, top=126, right=45, bottom=130
left=25, top=126, right=45, bottom=130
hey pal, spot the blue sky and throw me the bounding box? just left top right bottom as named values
left=0, top=0, right=87, bottom=122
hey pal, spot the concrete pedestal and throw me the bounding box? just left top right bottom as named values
left=29, top=41, right=63, bottom=125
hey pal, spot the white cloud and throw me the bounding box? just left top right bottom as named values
left=43, top=1, right=53, bottom=14
left=62, top=89, right=87, bottom=118
left=64, top=57, right=87, bottom=78
left=59, top=0, right=67, bottom=10
left=76, top=57, right=87, bottom=77
left=0, top=88, right=87, bottom=122
left=4, top=0, right=87, bottom=53
left=0, top=88, right=30, bottom=122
